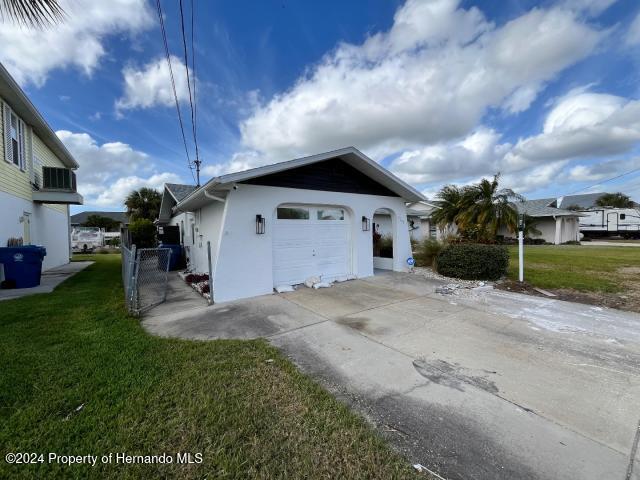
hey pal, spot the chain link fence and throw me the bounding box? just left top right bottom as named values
left=121, top=245, right=172, bottom=316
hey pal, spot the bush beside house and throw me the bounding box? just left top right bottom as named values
left=435, top=243, right=509, bottom=280
left=128, top=219, right=156, bottom=248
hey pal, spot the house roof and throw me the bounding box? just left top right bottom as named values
left=0, top=62, right=78, bottom=169
left=177, top=147, right=425, bottom=210
left=165, top=183, right=197, bottom=202
left=515, top=199, right=581, bottom=218
left=70, top=211, right=129, bottom=225
left=553, top=192, right=606, bottom=209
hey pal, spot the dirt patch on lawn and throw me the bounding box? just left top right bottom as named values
left=496, top=280, right=640, bottom=314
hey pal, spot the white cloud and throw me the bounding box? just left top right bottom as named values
left=505, top=91, right=640, bottom=169
left=568, top=157, right=640, bottom=181
left=390, top=128, right=510, bottom=183
left=91, top=173, right=181, bottom=207
left=236, top=0, right=602, bottom=163
left=57, top=130, right=180, bottom=208
left=626, top=11, right=640, bottom=46
left=0, top=0, right=153, bottom=86
left=115, top=56, right=193, bottom=113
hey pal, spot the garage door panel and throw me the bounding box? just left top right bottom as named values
left=273, top=206, right=351, bottom=287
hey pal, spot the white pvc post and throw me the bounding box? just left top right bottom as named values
left=518, top=230, right=524, bottom=283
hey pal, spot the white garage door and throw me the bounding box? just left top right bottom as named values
left=273, top=205, right=351, bottom=286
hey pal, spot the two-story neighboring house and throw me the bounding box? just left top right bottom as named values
left=0, top=62, right=82, bottom=271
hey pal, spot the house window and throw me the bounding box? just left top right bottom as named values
left=429, top=224, right=437, bottom=238
left=317, top=208, right=344, bottom=220
left=620, top=214, right=626, bottom=220
left=180, top=220, right=185, bottom=244
left=4, top=106, right=25, bottom=171
left=277, top=207, right=309, bottom=220
left=10, top=113, right=19, bottom=166
left=191, top=222, right=195, bottom=244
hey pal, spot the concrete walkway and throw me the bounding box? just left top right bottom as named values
left=142, top=271, right=640, bottom=480
left=0, top=261, right=93, bottom=301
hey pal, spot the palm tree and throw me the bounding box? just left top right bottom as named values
left=431, top=184, right=467, bottom=232
left=125, top=188, right=162, bottom=222
left=0, top=0, right=65, bottom=28
left=521, top=214, right=542, bottom=238
left=455, top=174, right=523, bottom=242
left=595, top=192, right=634, bottom=208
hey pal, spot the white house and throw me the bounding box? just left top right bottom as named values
left=158, top=147, right=424, bottom=303
left=0, top=62, right=82, bottom=272
left=405, top=198, right=581, bottom=245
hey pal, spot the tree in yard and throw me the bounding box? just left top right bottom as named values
left=432, top=174, right=523, bottom=243
left=431, top=184, right=468, bottom=234
left=455, top=174, right=523, bottom=242
left=0, top=0, right=65, bottom=28
left=82, top=214, right=120, bottom=232
left=595, top=192, right=634, bottom=208
left=124, top=188, right=161, bottom=222
left=521, top=214, right=542, bottom=239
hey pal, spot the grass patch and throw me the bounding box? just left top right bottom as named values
left=507, top=245, right=639, bottom=293
left=1, top=255, right=417, bottom=479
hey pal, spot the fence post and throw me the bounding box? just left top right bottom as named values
left=207, top=241, right=213, bottom=305
left=130, top=244, right=138, bottom=314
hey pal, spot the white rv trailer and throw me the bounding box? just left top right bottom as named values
left=580, top=208, right=640, bottom=238
left=71, top=226, right=105, bottom=252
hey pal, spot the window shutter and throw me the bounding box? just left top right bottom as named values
left=2, top=103, right=11, bottom=164
left=18, top=118, right=26, bottom=171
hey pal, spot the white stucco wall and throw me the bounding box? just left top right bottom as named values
left=202, top=184, right=411, bottom=303
left=0, top=190, right=70, bottom=274
left=499, top=216, right=581, bottom=244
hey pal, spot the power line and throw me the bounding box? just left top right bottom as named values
left=564, top=166, right=640, bottom=196
left=190, top=0, right=199, bottom=174
left=178, top=0, right=201, bottom=185
left=155, top=0, right=196, bottom=184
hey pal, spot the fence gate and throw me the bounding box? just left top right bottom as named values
left=121, top=245, right=172, bottom=316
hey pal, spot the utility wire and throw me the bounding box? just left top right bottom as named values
left=190, top=0, right=199, bottom=169
left=564, top=166, right=640, bottom=196
left=155, top=0, right=196, bottom=184
left=178, top=0, right=201, bottom=185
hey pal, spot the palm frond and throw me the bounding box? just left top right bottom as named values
left=0, top=0, right=65, bottom=28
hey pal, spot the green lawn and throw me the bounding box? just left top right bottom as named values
left=507, top=245, right=639, bottom=292
left=0, top=255, right=417, bottom=479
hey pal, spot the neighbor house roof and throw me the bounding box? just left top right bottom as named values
left=176, top=147, right=425, bottom=210
left=70, top=211, right=129, bottom=225
left=553, top=192, right=606, bottom=209
left=0, top=62, right=78, bottom=169
left=515, top=199, right=581, bottom=218
left=165, top=183, right=197, bottom=202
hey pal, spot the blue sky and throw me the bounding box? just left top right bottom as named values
left=1, top=0, right=639, bottom=213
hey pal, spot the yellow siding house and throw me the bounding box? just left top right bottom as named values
left=0, top=62, right=82, bottom=272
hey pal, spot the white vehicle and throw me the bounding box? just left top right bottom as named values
left=71, top=227, right=105, bottom=252
left=580, top=208, right=640, bottom=238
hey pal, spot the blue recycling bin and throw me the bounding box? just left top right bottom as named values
left=159, top=244, right=182, bottom=271
left=0, top=246, right=47, bottom=288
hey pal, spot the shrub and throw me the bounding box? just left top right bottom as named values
left=378, top=235, right=393, bottom=258
left=563, top=240, right=581, bottom=245
left=128, top=219, right=156, bottom=248
left=413, top=238, right=443, bottom=267
left=435, top=243, right=509, bottom=280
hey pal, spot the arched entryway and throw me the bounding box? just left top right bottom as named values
left=372, top=207, right=395, bottom=271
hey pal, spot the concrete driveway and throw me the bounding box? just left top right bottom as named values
left=143, top=272, right=640, bottom=480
